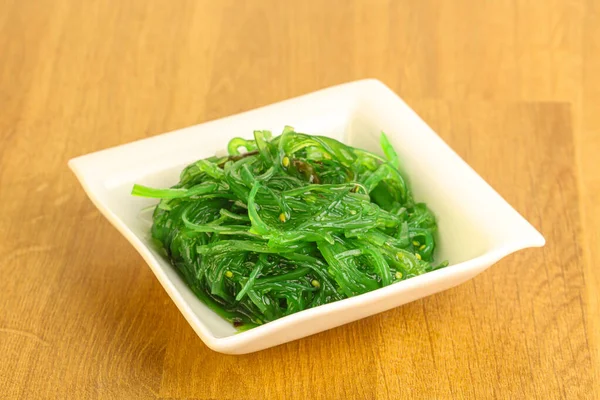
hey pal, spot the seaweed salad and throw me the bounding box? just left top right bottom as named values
left=132, top=127, right=447, bottom=329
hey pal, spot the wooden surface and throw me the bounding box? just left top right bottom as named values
left=1, top=1, right=598, bottom=399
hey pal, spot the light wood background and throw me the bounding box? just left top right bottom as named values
left=1, top=0, right=598, bottom=399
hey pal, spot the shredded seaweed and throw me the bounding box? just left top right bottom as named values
left=132, top=127, right=448, bottom=328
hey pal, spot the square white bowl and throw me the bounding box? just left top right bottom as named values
left=69, top=79, right=544, bottom=354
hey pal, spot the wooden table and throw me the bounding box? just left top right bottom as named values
left=1, top=1, right=598, bottom=398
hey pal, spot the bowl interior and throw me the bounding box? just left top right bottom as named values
left=100, top=113, right=488, bottom=339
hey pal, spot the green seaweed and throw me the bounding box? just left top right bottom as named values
left=132, top=128, right=447, bottom=328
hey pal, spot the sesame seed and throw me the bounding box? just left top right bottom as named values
left=415, top=253, right=422, bottom=260
left=279, top=213, right=287, bottom=222
left=225, top=271, right=233, bottom=278
left=282, top=156, right=290, bottom=167
left=311, top=280, right=320, bottom=288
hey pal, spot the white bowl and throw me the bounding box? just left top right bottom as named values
left=69, top=79, right=544, bottom=354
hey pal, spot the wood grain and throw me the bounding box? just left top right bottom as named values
left=0, top=0, right=597, bottom=398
